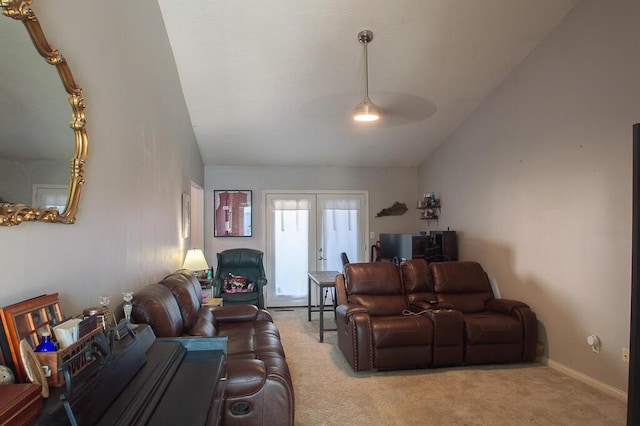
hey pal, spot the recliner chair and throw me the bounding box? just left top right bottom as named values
left=430, top=261, right=537, bottom=364
left=212, top=248, right=267, bottom=309
left=335, top=262, right=434, bottom=371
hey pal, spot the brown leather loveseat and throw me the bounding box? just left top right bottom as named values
left=335, top=260, right=537, bottom=372
left=131, top=269, right=294, bottom=426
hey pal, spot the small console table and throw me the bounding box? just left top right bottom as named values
left=307, top=270, right=340, bottom=342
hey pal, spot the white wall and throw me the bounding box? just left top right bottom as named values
left=204, top=165, right=418, bottom=265
left=0, top=1, right=203, bottom=314
left=419, top=0, right=639, bottom=393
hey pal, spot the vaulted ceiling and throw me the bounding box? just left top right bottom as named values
left=158, top=0, right=579, bottom=168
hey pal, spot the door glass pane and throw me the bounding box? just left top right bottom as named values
left=273, top=209, right=309, bottom=298
left=320, top=197, right=362, bottom=270
left=321, top=208, right=359, bottom=271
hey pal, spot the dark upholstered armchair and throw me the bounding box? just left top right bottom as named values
left=212, top=248, right=266, bottom=309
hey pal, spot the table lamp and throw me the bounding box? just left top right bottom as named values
left=183, top=248, right=209, bottom=277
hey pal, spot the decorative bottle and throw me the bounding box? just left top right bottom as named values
left=35, top=331, right=57, bottom=352
left=123, top=291, right=134, bottom=322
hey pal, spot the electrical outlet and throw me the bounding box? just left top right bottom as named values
left=623, top=347, right=630, bottom=363
left=370, top=232, right=375, bottom=239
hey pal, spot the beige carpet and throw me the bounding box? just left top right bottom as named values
left=270, top=308, right=627, bottom=426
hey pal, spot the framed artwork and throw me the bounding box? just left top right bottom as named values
left=214, top=190, right=252, bottom=237
left=182, top=193, right=191, bottom=239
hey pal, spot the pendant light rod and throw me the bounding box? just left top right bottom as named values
left=359, top=30, right=373, bottom=99
left=354, top=30, right=380, bottom=122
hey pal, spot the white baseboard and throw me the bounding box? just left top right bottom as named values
left=541, top=357, right=627, bottom=401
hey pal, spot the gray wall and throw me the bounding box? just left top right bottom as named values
left=419, top=0, right=638, bottom=393
left=204, top=165, right=418, bottom=264
left=0, top=0, right=203, bottom=314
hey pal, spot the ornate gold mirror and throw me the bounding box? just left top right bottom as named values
left=0, top=0, right=87, bottom=226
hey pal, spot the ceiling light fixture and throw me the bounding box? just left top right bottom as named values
left=353, top=30, right=380, bottom=122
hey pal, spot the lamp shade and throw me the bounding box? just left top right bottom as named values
left=353, top=96, right=380, bottom=122
left=183, top=248, right=208, bottom=271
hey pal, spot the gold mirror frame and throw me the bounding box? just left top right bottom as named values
left=0, top=0, right=87, bottom=226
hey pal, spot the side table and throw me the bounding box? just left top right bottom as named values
left=307, top=271, right=340, bottom=342
left=203, top=297, right=224, bottom=310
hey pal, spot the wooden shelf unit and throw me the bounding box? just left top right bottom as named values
left=0, top=294, right=64, bottom=383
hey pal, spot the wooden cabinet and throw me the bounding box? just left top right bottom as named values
left=0, top=383, right=42, bottom=424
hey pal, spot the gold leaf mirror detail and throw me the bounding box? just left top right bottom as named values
left=0, top=0, right=87, bottom=226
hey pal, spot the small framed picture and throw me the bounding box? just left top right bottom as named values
left=182, top=193, right=191, bottom=239
left=214, top=190, right=252, bottom=237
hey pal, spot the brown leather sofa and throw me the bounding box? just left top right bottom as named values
left=335, top=260, right=537, bottom=371
left=131, top=269, right=294, bottom=426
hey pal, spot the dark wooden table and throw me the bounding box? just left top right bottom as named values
left=307, top=270, right=340, bottom=342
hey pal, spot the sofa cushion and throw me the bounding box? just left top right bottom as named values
left=400, top=259, right=433, bottom=294
left=370, top=315, right=433, bottom=348
left=131, top=284, right=184, bottom=337
left=217, top=322, right=284, bottom=357
left=464, top=312, right=523, bottom=345
left=348, top=294, right=408, bottom=316
left=431, top=261, right=494, bottom=313
left=160, top=270, right=202, bottom=331
left=187, top=316, right=217, bottom=337
left=401, top=259, right=436, bottom=308
left=345, top=262, right=403, bottom=295
left=344, top=263, right=408, bottom=315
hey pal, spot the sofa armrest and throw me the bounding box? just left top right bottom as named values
left=336, top=303, right=368, bottom=322
left=255, top=277, right=267, bottom=288
left=211, top=304, right=273, bottom=323
left=225, top=359, right=266, bottom=398
left=212, top=278, right=223, bottom=297
left=486, top=299, right=538, bottom=362
left=486, top=298, right=529, bottom=315
left=335, top=303, right=373, bottom=371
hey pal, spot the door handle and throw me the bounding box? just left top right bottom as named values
left=318, top=256, right=326, bottom=261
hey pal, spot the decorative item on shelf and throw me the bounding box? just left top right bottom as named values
left=20, top=339, right=49, bottom=398
left=420, top=209, right=439, bottom=220
left=52, top=318, right=81, bottom=349
left=122, top=291, right=133, bottom=322
left=418, top=192, right=441, bottom=222
left=34, top=332, right=57, bottom=353
left=418, top=193, right=440, bottom=208
left=0, top=365, right=14, bottom=384
left=84, top=296, right=116, bottom=331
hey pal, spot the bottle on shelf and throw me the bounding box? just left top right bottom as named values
left=35, top=331, right=57, bottom=352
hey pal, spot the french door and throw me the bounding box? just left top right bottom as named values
left=265, top=191, right=367, bottom=307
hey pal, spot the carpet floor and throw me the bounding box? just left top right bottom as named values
left=270, top=307, right=627, bottom=426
